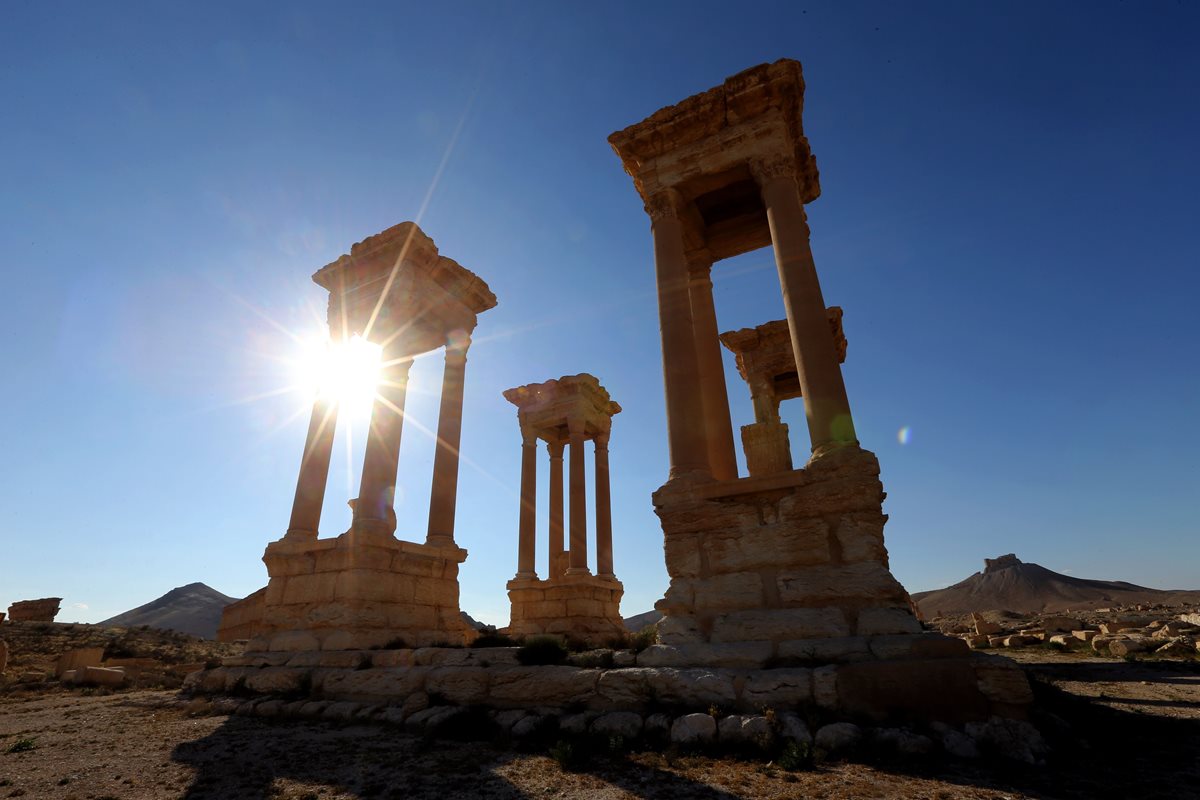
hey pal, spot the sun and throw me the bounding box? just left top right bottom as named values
left=293, top=334, right=382, bottom=411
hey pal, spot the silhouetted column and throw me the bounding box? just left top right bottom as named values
left=754, top=159, right=857, bottom=451
left=548, top=440, right=566, bottom=578
left=355, top=351, right=413, bottom=529
left=426, top=336, right=471, bottom=547
left=285, top=394, right=339, bottom=540
left=688, top=259, right=738, bottom=481
left=647, top=188, right=711, bottom=479
left=565, top=418, right=590, bottom=575
left=515, top=425, right=537, bottom=579
left=594, top=432, right=614, bottom=577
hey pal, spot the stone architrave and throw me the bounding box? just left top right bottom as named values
left=719, top=314, right=846, bottom=477
left=607, top=61, right=1004, bottom=716
left=219, top=223, right=496, bottom=650
left=502, top=374, right=625, bottom=645
left=7, top=598, right=62, bottom=622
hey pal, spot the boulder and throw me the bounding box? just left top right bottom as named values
left=670, top=713, right=716, bottom=745
left=1109, top=638, right=1152, bottom=657
left=871, top=727, right=934, bottom=755
left=814, top=722, right=862, bottom=754
left=965, top=717, right=1047, bottom=764
left=777, top=712, right=813, bottom=746
left=644, top=712, right=672, bottom=741
left=591, top=711, right=643, bottom=739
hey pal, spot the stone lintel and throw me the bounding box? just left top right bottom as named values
left=719, top=310, right=846, bottom=398
left=311, top=222, right=497, bottom=355
left=503, top=373, right=621, bottom=443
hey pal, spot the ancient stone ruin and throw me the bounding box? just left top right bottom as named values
left=218, top=222, right=496, bottom=650
left=503, top=374, right=625, bottom=644
left=196, top=60, right=1034, bottom=744
left=7, top=598, right=62, bottom=622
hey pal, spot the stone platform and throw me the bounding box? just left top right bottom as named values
left=242, top=530, right=472, bottom=651
left=505, top=574, right=625, bottom=645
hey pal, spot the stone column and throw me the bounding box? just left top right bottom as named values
left=565, top=418, right=590, bottom=575
left=426, top=336, right=470, bottom=548
left=753, top=159, right=857, bottom=451
left=548, top=440, right=566, bottom=578
left=285, top=394, right=339, bottom=540
left=515, top=425, right=538, bottom=579
left=647, top=189, right=711, bottom=479
left=354, top=351, right=413, bottom=530
left=594, top=431, right=614, bottom=578
left=688, top=258, right=738, bottom=481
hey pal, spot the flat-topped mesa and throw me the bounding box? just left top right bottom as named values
left=984, top=554, right=1023, bottom=574
left=719, top=311, right=846, bottom=477
left=218, top=222, right=495, bottom=651
left=503, top=374, right=625, bottom=645
left=603, top=61, right=1029, bottom=728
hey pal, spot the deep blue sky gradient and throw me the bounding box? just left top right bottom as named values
left=2, top=2, right=1197, bottom=625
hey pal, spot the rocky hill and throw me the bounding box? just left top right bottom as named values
left=100, top=583, right=238, bottom=639
left=913, top=554, right=1200, bottom=617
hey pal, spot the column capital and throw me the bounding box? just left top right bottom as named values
left=595, top=432, right=610, bottom=451
left=547, top=439, right=565, bottom=459
left=519, top=420, right=538, bottom=446
left=445, top=330, right=472, bottom=362
left=749, top=156, right=799, bottom=186
left=566, top=416, right=586, bottom=437
left=644, top=187, right=687, bottom=223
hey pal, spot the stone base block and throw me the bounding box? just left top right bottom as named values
left=505, top=574, right=625, bottom=646
left=224, top=528, right=473, bottom=651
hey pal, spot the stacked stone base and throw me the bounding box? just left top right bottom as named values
left=226, top=528, right=473, bottom=651
left=505, top=574, right=625, bottom=645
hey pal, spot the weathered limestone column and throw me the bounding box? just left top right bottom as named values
left=594, top=431, right=614, bottom=577
left=426, top=336, right=470, bottom=548
left=565, top=418, right=590, bottom=575
left=688, top=258, right=738, bottom=481
left=648, top=189, right=711, bottom=479
left=754, top=159, right=857, bottom=450
left=285, top=394, right=339, bottom=540
left=548, top=440, right=566, bottom=578
left=515, top=425, right=538, bottom=579
left=355, top=352, right=414, bottom=528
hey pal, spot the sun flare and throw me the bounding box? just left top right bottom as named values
left=294, top=335, right=382, bottom=410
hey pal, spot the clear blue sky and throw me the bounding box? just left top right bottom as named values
left=2, top=2, right=1197, bottom=627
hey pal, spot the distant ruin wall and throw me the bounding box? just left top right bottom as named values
left=7, top=597, right=62, bottom=622
left=217, top=588, right=267, bottom=642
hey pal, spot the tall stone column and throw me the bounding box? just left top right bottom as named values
left=754, top=159, right=857, bottom=451
left=688, top=259, right=738, bottom=481
left=565, top=418, right=590, bottom=575
left=354, top=351, right=414, bottom=530
left=594, top=432, right=614, bottom=578
left=647, top=189, right=711, bottom=480
left=285, top=394, right=339, bottom=540
left=548, top=440, right=566, bottom=578
left=515, top=425, right=537, bottom=579
left=426, top=336, right=470, bottom=548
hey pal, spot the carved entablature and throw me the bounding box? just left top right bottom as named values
left=312, top=222, right=497, bottom=356
left=609, top=59, right=821, bottom=263
left=503, top=374, right=621, bottom=444
left=719, top=309, right=846, bottom=401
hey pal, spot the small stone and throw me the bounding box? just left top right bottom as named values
left=670, top=713, right=716, bottom=745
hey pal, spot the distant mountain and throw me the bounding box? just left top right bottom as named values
left=624, top=610, right=662, bottom=631
left=461, top=611, right=487, bottom=631
left=100, top=583, right=238, bottom=639
left=912, top=554, right=1200, bottom=617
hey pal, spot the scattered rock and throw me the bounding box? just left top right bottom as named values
left=670, top=713, right=716, bottom=745
left=965, top=717, right=1048, bottom=764
left=814, top=722, right=862, bottom=755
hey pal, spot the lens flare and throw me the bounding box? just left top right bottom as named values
left=294, top=335, right=382, bottom=410
left=897, top=426, right=911, bottom=445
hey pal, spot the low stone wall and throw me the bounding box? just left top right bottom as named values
left=186, top=638, right=1031, bottom=726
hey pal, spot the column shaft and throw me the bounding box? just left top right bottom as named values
left=355, top=353, right=413, bottom=529
left=760, top=174, right=857, bottom=450
left=648, top=191, right=711, bottom=479
left=565, top=421, right=590, bottom=575
left=594, top=435, right=614, bottom=577
left=426, top=343, right=470, bottom=547
left=688, top=264, right=738, bottom=480
left=515, top=429, right=537, bottom=579
left=286, top=394, right=339, bottom=539
left=548, top=441, right=566, bottom=578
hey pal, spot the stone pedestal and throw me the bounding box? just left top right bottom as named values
left=251, top=531, right=471, bottom=651
left=505, top=574, right=625, bottom=645
left=740, top=421, right=793, bottom=476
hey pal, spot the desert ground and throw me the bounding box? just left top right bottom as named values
left=2, top=624, right=1198, bottom=800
